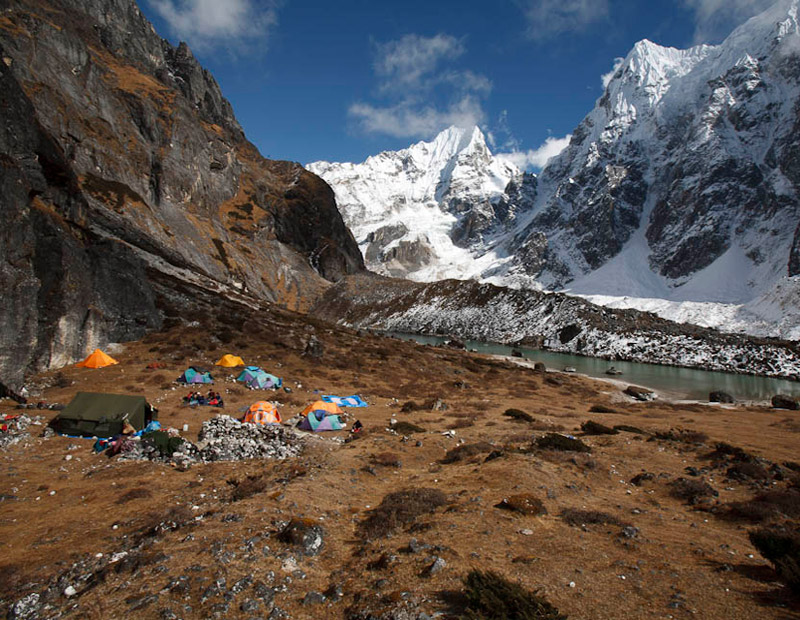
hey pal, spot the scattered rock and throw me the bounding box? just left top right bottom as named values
left=278, top=518, right=325, bottom=556
left=771, top=394, right=800, bottom=410
left=709, top=391, right=735, bottom=404
left=303, top=335, right=324, bottom=358
left=302, top=591, right=326, bottom=605
left=624, top=386, right=656, bottom=401
left=421, top=557, right=446, bottom=577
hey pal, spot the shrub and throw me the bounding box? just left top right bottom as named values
left=495, top=494, right=547, bottom=516
left=630, top=472, right=656, bottom=486
left=462, top=570, right=567, bottom=619
left=589, top=404, right=617, bottom=413
left=670, top=478, right=718, bottom=505
left=726, top=462, right=771, bottom=482
left=613, top=425, right=648, bottom=435
left=228, top=474, right=268, bottom=502
left=536, top=433, right=591, bottom=453
left=441, top=442, right=494, bottom=464
left=749, top=527, right=800, bottom=593
left=371, top=452, right=402, bottom=468
left=653, top=428, right=708, bottom=444
left=393, top=421, right=425, bottom=434
left=724, top=489, right=800, bottom=523
left=115, top=488, right=152, bottom=504
left=358, top=488, right=448, bottom=540
left=560, top=508, right=628, bottom=527
left=580, top=421, right=618, bottom=435
left=504, top=408, right=534, bottom=422
left=400, top=401, right=419, bottom=413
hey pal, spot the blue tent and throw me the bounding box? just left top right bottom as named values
left=236, top=366, right=282, bottom=389
left=177, top=367, right=213, bottom=384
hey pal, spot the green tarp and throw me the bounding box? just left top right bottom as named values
left=52, top=392, right=157, bottom=438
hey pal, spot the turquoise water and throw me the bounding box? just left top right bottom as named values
left=388, top=333, right=800, bottom=402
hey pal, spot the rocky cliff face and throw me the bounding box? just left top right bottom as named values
left=0, top=0, right=363, bottom=390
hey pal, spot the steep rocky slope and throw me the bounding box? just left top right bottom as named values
left=0, top=0, right=363, bottom=390
left=313, top=274, right=800, bottom=378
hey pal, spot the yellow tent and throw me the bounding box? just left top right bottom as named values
left=215, top=354, right=245, bottom=367
left=76, top=349, right=118, bottom=369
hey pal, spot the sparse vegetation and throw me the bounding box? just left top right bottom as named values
left=371, top=452, right=402, bottom=468
left=441, top=442, right=494, bottom=463
left=495, top=494, right=547, bottom=516
left=589, top=404, right=616, bottom=413
left=670, top=478, right=718, bottom=505
left=392, top=421, right=425, bottom=434
left=560, top=508, right=628, bottom=527
left=228, top=474, right=268, bottom=502
left=504, top=408, right=534, bottom=422
left=749, top=527, right=800, bottom=593
left=652, top=428, right=708, bottom=444
left=536, top=433, right=591, bottom=453
left=724, top=489, right=800, bottom=523
left=580, top=420, right=618, bottom=435
left=115, top=488, right=152, bottom=504
left=358, top=488, right=448, bottom=540
left=613, top=424, right=648, bottom=435
left=462, top=570, right=567, bottom=619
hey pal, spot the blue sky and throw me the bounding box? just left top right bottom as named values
left=138, top=0, right=776, bottom=168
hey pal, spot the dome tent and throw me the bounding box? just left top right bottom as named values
left=177, top=367, right=213, bottom=384
left=298, top=400, right=345, bottom=432
left=76, top=349, right=118, bottom=369
left=215, top=354, right=245, bottom=367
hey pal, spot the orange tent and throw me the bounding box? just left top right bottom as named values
left=301, top=400, right=343, bottom=417
left=215, top=354, right=245, bottom=367
left=243, top=401, right=281, bottom=425
left=76, top=349, right=118, bottom=369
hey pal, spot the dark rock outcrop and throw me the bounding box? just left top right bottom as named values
left=0, top=0, right=364, bottom=389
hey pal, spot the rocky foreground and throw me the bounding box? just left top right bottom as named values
left=1, top=305, right=799, bottom=619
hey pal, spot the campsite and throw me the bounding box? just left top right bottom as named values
left=1, top=307, right=800, bottom=619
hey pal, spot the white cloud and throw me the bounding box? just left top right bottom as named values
left=680, top=0, right=776, bottom=43
left=601, top=57, right=625, bottom=89
left=350, top=34, right=491, bottom=139
left=349, top=97, right=485, bottom=139
left=148, top=0, right=278, bottom=52
left=519, top=0, right=609, bottom=40
left=497, top=134, right=572, bottom=171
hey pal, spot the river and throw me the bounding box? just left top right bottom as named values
left=388, top=333, right=800, bottom=402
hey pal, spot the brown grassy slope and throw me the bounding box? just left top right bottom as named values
left=0, top=308, right=799, bottom=618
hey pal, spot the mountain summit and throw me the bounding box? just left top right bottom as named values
left=312, top=0, right=800, bottom=317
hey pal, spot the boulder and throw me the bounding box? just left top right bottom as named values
left=771, top=394, right=800, bottom=410
left=533, top=362, right=547, bottom=374
left=278, top=518, right=325, bottom=556
left=709, top=390, right=735, bottom=404
left=624, top=385, right=656, bottom=401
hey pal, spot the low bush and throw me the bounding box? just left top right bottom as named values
left=613, top=425, right=648, bottom=435
left=441, top=442, right=494, bottom=464
left=392, top=421, right=425, bottom=434
left=724, top=489, right=800, bottom=523
left=503, top=408, right=533, bottom=422
left=371, top=452, right=402, bottom=468
left=560, top=508, right=628, bottom=527
left=749, top=527, right=800, bottom=594
left=400, top=401, right=419, bottom=413
left=462, top=570, right=567, bottom=619
left=228, top=474, right=268, bottom=502
left=726, top=462, right=771, bottom=482
left=358, top=488, right=448, bottom=540
left=495, top=494, right=547, bottom=516
left=115, top=488, right=152, bottom=504
left=653, top=428, right=708, bottom=444
left=589, top=404, right=617, bottom=413
left=670, top=478, right=718, bottom=505
left=536, top=433, right=591, bottom=453
left=580, top=421, right=618, bottom=435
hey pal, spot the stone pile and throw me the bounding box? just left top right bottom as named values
left=0, top=414, right=44, bottom=450
left=193, top=415, right=304, bottom=463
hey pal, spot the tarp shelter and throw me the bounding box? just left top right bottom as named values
left=243, top=401, right=281, bottom=425
left=76, top=349, right=118, bottom=369
left=298, top=400, right=345, bottom=432
left=177, top=367, right=213, bottom=384
left=322, top=395, right=368, bottom=407
left=51, top=392, right=157, bottom=438
left=215, top=354, right=245, bottom=367
left=236, top=366, right=282, bottom=389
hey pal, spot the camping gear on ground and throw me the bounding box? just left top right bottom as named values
left=351, top=420, right=363, bottom=433
left=52, top=392, right=158, bottom=438
left=298, top=400, right=345, bottom=432
left=236, top=366, right=282, bottom=389
left=243, top=401, right=282, bottom=425
left=76, top=349, right=118, bottom=369
left=177, top=367, right=214, bottom=384
left=322, top=395, right=368, bottom=407
left=215, top=354, right=245, bottom=367
left=182, top=390, right=224, bottom=407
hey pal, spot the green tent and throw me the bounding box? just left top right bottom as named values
left=52, top=392, right=157, bottom=438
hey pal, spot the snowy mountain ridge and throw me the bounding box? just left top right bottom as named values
left=310, top=0, right=800, bottom=340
